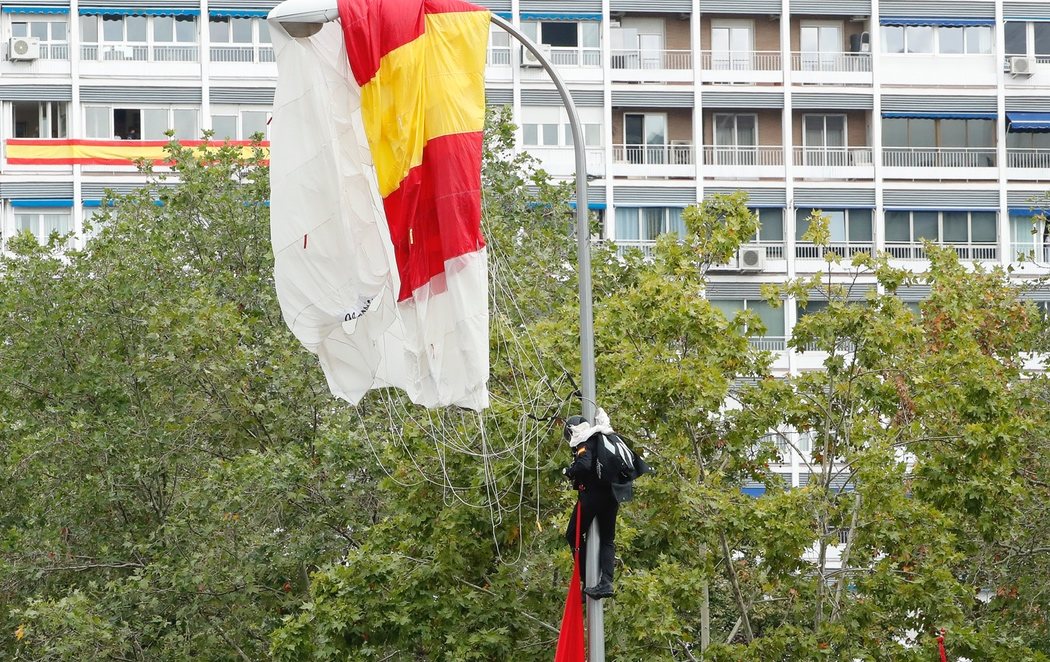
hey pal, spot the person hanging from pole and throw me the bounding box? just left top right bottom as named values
left=562, top=408, right=651, bottom=600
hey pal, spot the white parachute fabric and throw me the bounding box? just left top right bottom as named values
left=268, top=22, right=490, bottom=411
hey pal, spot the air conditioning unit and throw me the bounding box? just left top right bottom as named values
left=520, top=44, right=549, bottom=68
left=738, top=246, right=766, bottom=271
left=9, top=36, right=39, bottom=61
left=1010, top=56, right=1036, bottom=77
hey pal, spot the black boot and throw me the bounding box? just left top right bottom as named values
left=583, top=574, right=614, bottom=600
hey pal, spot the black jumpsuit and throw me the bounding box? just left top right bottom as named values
left=564, top=433, right=618, bottom=587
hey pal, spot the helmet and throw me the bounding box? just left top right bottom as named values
left=563, top=415, right=588, bottom=441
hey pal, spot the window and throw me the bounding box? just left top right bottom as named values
left=12, top=16, right=67, bottom=58
left=799, top=22, right=843, bottom=70
left=624, top=113, right=667, bottom=164
left=1006, top=21, right=1027, bottom=56
left=614, top=207, right=685, bottom=242
left=520, top=20, right=600, bottom=66
left=84, top=106, right=199, bottom=140
left=14, top=209, right=72, bottom=244
left=523, top=123, right=559, bottom=146
left=711, top=299, right=786, bottom=339
left=802, top=114, right=846, bottom=165
left=884, top=210, right=997, bottom=259
left=80, top=14, right=197, bottom=61
left=881, top=24, right=992, bottom=54
left=563, top=123, right=602, bottom=148
left=795, top=208, right=872, bottom=245
left=713, top=113, right=757, bottom=165
left=208, top=17, right=271, bottom=61
left=1009, top=213, right=1048, bottom=261
left=751, top=208, right=784, bottom=243
left=522, top=107, right=601, bottom=149
left=488, top=25, right=510, bottom=65
left=12, top=101, right=67, bottom=138
left=711, top=20, right=753, bottom=69
left=612, top=18, right=665, bottom=69
left=882, top=118, right=996, bottom=166
left=1007, top=21, right=1050, bottom=60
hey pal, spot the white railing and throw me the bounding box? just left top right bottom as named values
left=487, top=47, right=511, bottom=66
left=1007, top=149, right=1050, bottom=169
left=612, top=143, right=694, bottom=166
left=802, top=339, right=856, bottom=353
left=790, top=52, right=871, bottom=72
left=610, top=49, right=692, bottom=70
left=750, top=336, right=787, bottom=351
left=1009, top=243, right=1050, bottom=263
left=795, top=242, right=873, bottom=259
left=40, top=42, right=69, bottom=59
left=548, top=46, right=601, bottom=67
left=885, top=242, right=998, bottom=261
left=81, top=43, right=198, bottom=62
left=882, top=147, right=996, bottom=168
left=754, top=241, right=784, bottom=259
left=614, top=240, right=656, bottom=258
left=793, top=146, right=873, bottom=167
left=700, top=50, right=781, bottom=71
left=210, top=44, right=273, bottom=63
left=703, top=145, right=783, bottom=166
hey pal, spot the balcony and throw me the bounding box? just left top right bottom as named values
left=81, top=43, right=199, bottom=62
left=1006, top=148, right=1050, bottom=179
left=1009, top=243, right=1050, bottom=263
left=790, top=52, right=872, bottom=84
left=793, top=147, right=874, bottom=180
left=38, top=42, right=68, bottom=59
left=700, top=50, right=781, bottom=83
left=487, top=47, right=511, bottom=66
left=749, top=336, right=787, bottom=351
left=882, top=147, right=997, bottom=179
left=210, top=45, right=275, bottom=63
left=885, top=242, right=998, bottom=261
left=702, top=145, right=783, bottom=178
left=795, top=242, right=873, bottom=260
left=610, top=49, right=692, bottom=82
left=615, top=240, right=656, bottom=258
left=611, top=143, right=695, bottom=178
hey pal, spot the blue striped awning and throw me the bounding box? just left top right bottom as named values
left=1009, top=207, right=1049, bottom=215
left=741, top=486, right=766, bottom=497
left=209, top=8, right=269, bottom=16
left=2, top=5, right=68, bottom=13
left=880, top=17, right=995, bottom=26
left=568, top=201, right=607, bottom=210
left=79, top=7, right=199, bottom=15
left=1007, top=112, right=1050, bottom=132
left=883, top=112, right=997, bottom=120
left=519, top=12, right=602, bottom=21
left=11, top=199, right=73, bottom=208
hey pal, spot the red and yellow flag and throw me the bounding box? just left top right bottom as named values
left=338, top=0, right=489, bottom=302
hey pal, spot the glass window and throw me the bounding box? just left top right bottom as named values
left=905, top=25, right=934, bottom=53
left=175, top=15, right=195, bottom=42
left=615, top=207, right=639, bottom=241
left=242, top=110, right=268, bottom=138
left=940, top=26, right=964, bottom=54
left=1005, top=21, right=1027, bottom=55
left=210, top=16, right=230, bottom=42
left=113, top=108, right=141, bottom=140
left=943, top=211, right=969, bottom=242
left=542, top=123, right=558, bottom=145
left=826, top=210, right=847, bottom=243
left=911, top=118, right=937, bottom=147
left=848, top=209, right=872, bottom=242
left=16, top=211, right=71, bottom=244
left=966, top=119, right=994, bottom=147
left=1036, top=23, right=1050, bottom=56
left=212, top=115, right=237, bottom=139
left=142, top=108, right=168, bottom=139
left=882, top=25, right=905, bottom=53
left=970, top=212, right=996, bottom=242
left=173, top=109, right=197, bottom=140
left=913, top=211, right=939, bottom=241
left=580, top=22, right=599, bottom=48
left=85, top=106, right=111, bottom=138
left=756, top=208, right=783, bottom=242
left=965, top=26, right=992, bottom=54
left=939, top=119, right=967, bottom=147
left=12, top=22, right=27, bottom=38
left=712, top=299, right=744, bottom=319
left=51, top=21, right=67, bottom=40
left=750, top=300, right=784, bottom=337
left=13, top=101, right=40, bottom=138
left=667, top=208, right=686, bottom=237
left=154, top=15, right=174, bottom=42
left=126, top=15, right=147, bottom=41
left=257, top=18, right=271, bottom=44
left=520, top=21, right=537, bottom=43
left=80, top=15, right=98, bottom=42
left=523, top=124, right=538, bottom=145
left=541, top=22, right=578, bottom=48
left=883, top=118, right=908, bottom=146
left=642, top=208, right=664, bottom=240
left=231, top=17, right=252, bottom=43
left=795, top=208, right=812, bottom=240
left=51, top=102, right=67, bottom=138
left=885, top=211, right=910, bottom=242
left=102, top=15, right=123, bottom=41
left=30, top=21, right=48, bottom=40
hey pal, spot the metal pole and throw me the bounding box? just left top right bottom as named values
left=488, top=14, right=602, bottom=662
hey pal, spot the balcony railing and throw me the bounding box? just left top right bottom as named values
left=38, top=42, right=68, bottom=59
left=547, top=46, right=601, bottom=67
left=614, top=240, right=656, bottom=258
left=81, top=43, right=199, bottom=62
left=210, top=44, right=274, bottom=63
left=750, top=336, right=787, bottom=351
left=610, top=49, right=692, bottom=70
left=752, top=241, right=785, bottom=259
left=1009, top=243, right=1050, bottom=263
left=883, top=147, right=996, bottom=168
left=795, top=242, right=873, bottom=259
left=700, top=50, right=781, bottom=70
left=1007, top=149, right=1050, bottom=169
left=702, top=145, right=783, bottom=166
left=790, top=52, right=871, bottom=72
left=612, top=143, right=694, bottom=166
left=885, top=242, right=998, bottom=261
left=488, top=47, right=511, bottom=66
left=793, top=146, right=874, bottom=167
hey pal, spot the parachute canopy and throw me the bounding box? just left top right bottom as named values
left=268, top=0, right=491, bottom=410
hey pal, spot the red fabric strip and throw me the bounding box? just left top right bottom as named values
left=5, top=139, right=268, bottom=148
left=337, top=0, right=425, bottom=86
left=382, top=131, right=485, bottom=301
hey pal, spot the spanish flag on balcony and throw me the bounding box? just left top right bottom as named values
left=268, top=0, right=490, bottom=410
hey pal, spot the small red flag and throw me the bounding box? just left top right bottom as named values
left=554, top=504, right=586, bottom=662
